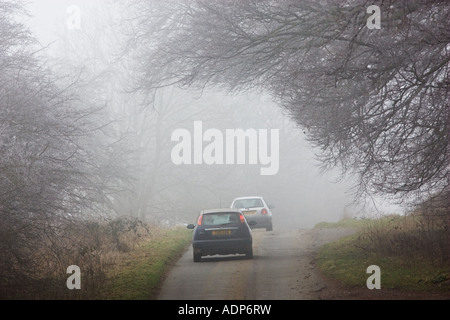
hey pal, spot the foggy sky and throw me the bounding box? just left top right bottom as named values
left=22, top=0, right=402, bottom=229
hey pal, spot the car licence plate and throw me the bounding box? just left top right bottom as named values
left=212, top=230, right=232, bottom=236
left=243, top=211, right=256, bottom=215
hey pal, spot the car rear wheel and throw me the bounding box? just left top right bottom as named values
left=245, top=248, right=253, bottom=259
left=266, top=224, right=273, bottom=231
left=193, top=251, right=202, bottom=262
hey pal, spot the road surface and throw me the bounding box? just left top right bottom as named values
left=158, top=227, right=356, bottom=300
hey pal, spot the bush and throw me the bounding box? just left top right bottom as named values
left=356, top=207, right=449, bottom=267
left=0, top=216, right=153, bottom=299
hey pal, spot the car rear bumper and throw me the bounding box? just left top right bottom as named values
left=244, top=215, right=272, bottom=229
left=193, top=238, right=252, bottom=256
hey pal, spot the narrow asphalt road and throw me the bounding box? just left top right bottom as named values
left=158, top=227, right=355, bottom=300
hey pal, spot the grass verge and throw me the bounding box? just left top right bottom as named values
left=315, top=218, right=450, bottom=292
left=98, top=227, right=192, bottom=300
left=314, top=218, right=368, bottom=229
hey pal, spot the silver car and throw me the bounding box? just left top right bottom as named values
left=230, top=196, right=274, bottom=231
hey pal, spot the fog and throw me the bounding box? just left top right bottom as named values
left=23, top=0, right=401, bottom=230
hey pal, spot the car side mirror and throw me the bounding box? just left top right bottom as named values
left=248, top=221, right=257, bottom=226
left=268, top=204, right=275, bottom=209
left=187, top=224, right=195, bottom=229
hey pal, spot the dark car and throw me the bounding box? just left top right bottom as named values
left=187, top=208, right=257, bottom=262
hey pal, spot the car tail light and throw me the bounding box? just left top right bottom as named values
left=239, top=213, right=245, bottom=223
left=261, top=208, right=268, bottom=215
left=197, top=215, right=203, bottom=226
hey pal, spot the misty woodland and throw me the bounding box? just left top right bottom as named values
left=0, top=0, right=448, bottom=299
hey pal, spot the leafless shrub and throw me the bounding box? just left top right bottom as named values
left=356, top=192, right=449, bottom=267
left=0, top=216, right=153, bottom=299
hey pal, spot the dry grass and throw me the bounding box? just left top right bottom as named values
left=357, top=202, right=449, bottom=267
left=0, top=216, right=162, bottom=299
left=318, top=193, right=449, bottom=292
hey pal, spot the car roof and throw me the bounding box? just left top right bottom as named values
left=201, top=208, right=242, bottom=215
left=232, top=196, right=264, bottom=200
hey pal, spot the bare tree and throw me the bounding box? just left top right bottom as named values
left=126, top=0, right=450, bottom=206
left=0, top=0, right=120, bottom=296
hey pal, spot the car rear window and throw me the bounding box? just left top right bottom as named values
left=232, top=198, right=264, bottom=209
left=202, top=213, right=241, bottom=226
